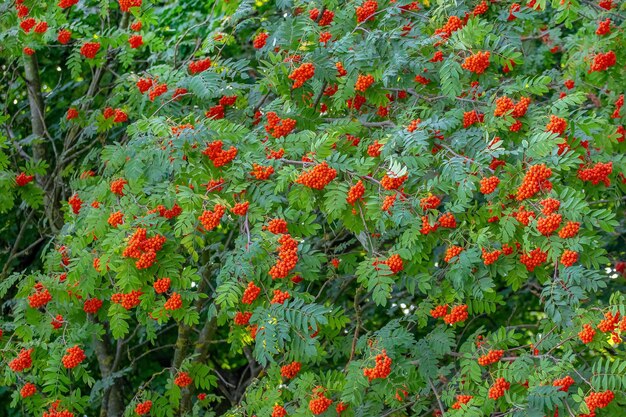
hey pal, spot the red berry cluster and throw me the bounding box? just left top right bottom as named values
left=296, top=162, right=337, bottom=189
left=482, top=248, right=502, bottom=266
left=478, top=349, right=504, bottom=366
left=271, top=289, right=290, bottom=304
left=589, top=51, right=616, bottom=73
left=336, top=61, right=347, bottom=76
left=174, top=371, right=192, bottom=387
left=444, top=245, right=463, bottom=262
left=451, top=395, right=473, bottom=409
left=553, top=375, right=575, bottom=392
left=20, top=382, right=36, bottom=398
left=309, top=390, right=333, bottom=415
left=119, top=0, right=142, bottom=12
left=83, top=298, right=103, bottom=314
left=265, top=112, right=297, bottom=138
left=135, top=400, right=152, bottom=415
left=28, top=284, right=52, bottom=308
left=443, top=304, right=468, bottom=325
left=355, top=74, right=375, bottom=92
left=15, top=172, right=34, bottom=186
left=381, top=174, right=407, bottom=190
left=488, top=378, right=510, bottom=400
left=347, top=94, right=366, bottom=110
left=110, top=178, right=127, bottom=196
left=108, top=211, right=124, bottom=227
left=271, top=405, right=287, bottom=417
left=463, top=110, right=484, bottom=128
left=558, top=221, right=580, bottom=238
left=136, top=78, right=153, bottom=93
left=288, top=63, right=315, bottom=88
left=280, top=361, right=301, bottom=379
left=430, top=304, right=448, bottom=318
left=148, top=83, right=168, bottom=101
left=578, top=323, right=596, bottom=343
left=480, top=176, right=500, bottom=194
left=128, top=35, right=143, bottom=49
left=154, top=277, right=171, bottom=294
left=112, top=290, right=143, bottom=310
left=62, top=345, right=86, bottom=369
left=597, top=311, right=620, bottom=333
left=596, top=18, right=611, bottom=35
left=242, top=282, right=261, bottom=304
left=368, top=141, right=383, bottom=157
left=51, top=315, right=64, bottom=329
left=66, top=108, right=79, bottom=120
left=253, top=32, right=268, bottom=49
left=578, top=161, right=612, bottom=186
left=251, top=164, right=274, bottom=180
left=585, top=390, right=614, bottom=412
left=537, top=213, right=562, bottom=236
left=9, top=348, right=33, bottom=372
left=516, top=164, right=552, bottom=200
left=347, top=180, right=365, bottom=205
left=188, top=58, right=211, bottom=74
left=438, top=212, right=456, bottom=228
left=310, top=8, right=334, bottom=26
left=382, top=194, right=397, bottom=212
left=231, top=201, right=249, bottom=216
left=546, top=115, right=567, bottom=135
left=269, top=234, right=298, bottom=279
left=385, top=254, right=404, bottom=274
left=363, top=349, right=392, bottom=381
left=199, top=204, right=226, bottom=231
left=434, top=16, right=464, bottom=40
left=319, top=31, right=332, bottom=44
left=520, top=248, right=548, bottom=272
left=202, top=140, right=237, bottom=167
left=356, top=1, right=378, bottom=23
left=122, top=228, right=166, bottom=269
left=560, top=250, right=578, bottom=267
left=164, top=292, right=182, bottom=310
left=152, top=203, right=182, bottom=219
left=80, top=42, right=100, bottom=59
left=462, top=51, right=491, bottom=74
left=234, top=311, right=252, bottom=325
left=265, top=218, right=288, bottom=234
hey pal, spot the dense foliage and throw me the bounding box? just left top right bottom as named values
left=1, top=0, right=626, bottom=416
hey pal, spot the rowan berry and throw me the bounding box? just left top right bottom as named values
left=130, top=21, right=142, bottom=31
left=295, top=162, right=337, bottom=190
left=560, top=250, right=578, bottom=267
left=443, top=304, right=468, bottom=324
left=289, top=63, right=315, bottom=89
left=472, top=0, right=488, bottom=15
left=355, top=74, right=375, bottom=93
left=444, top=245, right=463, bottom=262
left=110, top=178, right=127, bottom=196
left=9, top=348, right=33, bottom=372
left=462, top=51, right=490, bottom=74
left=135, top=400, right=152, bottom=415
left=482, top=248, right=501, bottom=266
left=128, top=35, right=143, bottom=49
left=597, top=311, right=620, bottom=333
left=512, top=97, right=531, bottom=118
left=478, top=350, right=504, bottom=366
left=15, top=172, right=34, bottom=187
left=271, top=405, right=287, bottom=417
left=488, top=378, right=510, bottom=399
left=83, top=298, right=103, bottom=314
left=438, top=212, right=456, bottom=228
left=363, top=349, right=392, bottom=381
left=265, top=112, right=296, bottom=138
left=112, top=290, right=143, bottom=309
left=119, top=0, right=142, bottom=12
left=578, top=323, right=596, bottom=343
left=381, top=174, right=407, bottom=190
left=577, top=162, right=612, bottom=186
left=414, top=75, right=430, bottom=85
left=585, top=390, right=614, bottom=412
left=480, top=176, right=499, bottom=194
left=231, top=201, right=249, bottom=216
left=434, top=16, right=464, bottom=40
left=271, top=289, right=290, bottom=304
left=28, top=285, right=52, bottom=308
left=242, top=282, right=261, bottom=304
left=199, top=204, right=226, bottom=231
left=107, top=211, right=124, bottom=228
left=16, top=4, right=29, bottom=18
left=347, top=94, right=367, bottom=110
left=20, top=382, right=36, bottom=398
left=266, top=218, right=288, bottom=234
left=452, top=395, right=473, bottom=409
left=309, top=391, right=333, bottom=415
left=34, top=21, right=48, bottom=34
left=310, top=8, right=334, bottom=26
left=520, top=248, right=548, bottom=271
left=80, top=42, right=100, bottom=59
left=174, top=371, right=192, bottom=387
left=537, top=213, right=562, bottom=236
left=430, top=304, right=448, bottom=318
left=136, top=78, right=153, bottom=94
left=346, top=180, right=365, bottom=205
left=280, top=361, right=301, bottom=379
left=386, top=254, right=403, bottom=274
left=164, top=292, right=182, bottom=310
left=552, top=375, right=575, bottom=392
left=336, top=402, right=348, bottom=414
left=234, top=311, right=252, bottom=325
left=367, top=141, right=383, bottom=157
left=253, top=32, right=268, bottom=49
left=516, top=164, right=552, bottom=200
left=62, top=345, right=86, bottom=369
left=463, top=110, right=483, bottom=128
left=356, top=1, right=378, bottom=23
left=589, top=51, right=616, bottom=73
left=188, top=58, right=211, bottom=74
left=494, top=96, right=514, bottom=116
left=148, top=83, right=168, bottom=101
left=51, top=315, right=64, bottom=329
left=420, top=216, right=439, bottom=234
left=20, top=18, right=36, bottom=33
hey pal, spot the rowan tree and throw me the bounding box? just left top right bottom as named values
left=1, top=0, right=626, bottom=417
